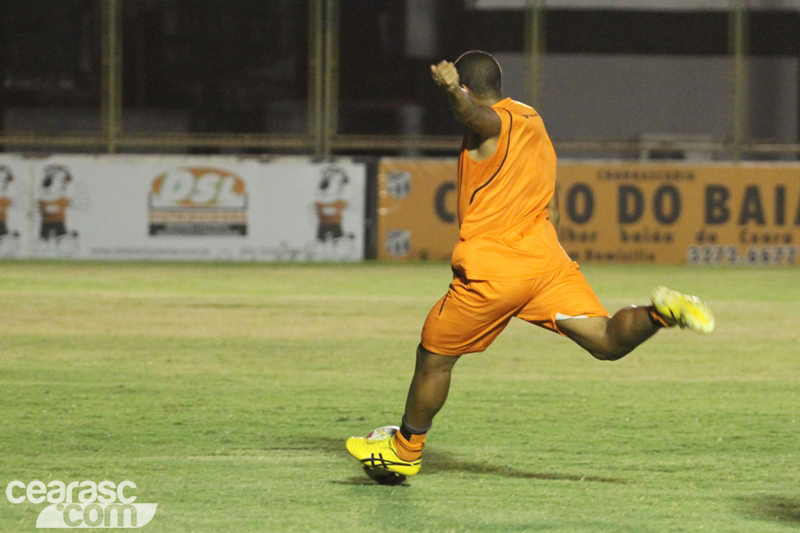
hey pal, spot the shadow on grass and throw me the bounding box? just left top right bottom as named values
left=425, top=449, right=627, bottom=484
left=740, top=495, right=800, bottom=527
left=306, top=436, right=627, bottom=485
left=330, top=477, right=410, bottom=487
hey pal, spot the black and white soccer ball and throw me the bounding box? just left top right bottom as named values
left=362, top=425, right=407, bottom=486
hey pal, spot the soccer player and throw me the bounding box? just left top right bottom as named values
left=347, top=51, right=714, bottom=478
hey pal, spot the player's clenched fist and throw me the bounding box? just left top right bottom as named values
left=430, top=61, right=461, bottom=93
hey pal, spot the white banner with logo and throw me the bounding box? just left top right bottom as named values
left=0, top=155, right=365, bottom=261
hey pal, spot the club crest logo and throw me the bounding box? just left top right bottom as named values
left=386, top=171, right=411, bottom=199
left=385, top=229, right=411, bottom=258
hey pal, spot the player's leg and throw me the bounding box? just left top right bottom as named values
left=388, top=344, right=460, bottom=464
left=403, top=343, right=459, bottom=431
left=556, top=308, right=659, bottom=361
left=346, top=278, right=525, bottom=476
left=517, top=263, right=714, bottom=361
left=558, top=284, right=715, bottom=360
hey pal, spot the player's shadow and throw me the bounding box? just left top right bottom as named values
left=739, top=495, right=800, bottom=527
left=309, top=436, right=626, bottom=485
left=425, top=449, right=627, bottom=484
left=330, top=476, right=410, bottom=487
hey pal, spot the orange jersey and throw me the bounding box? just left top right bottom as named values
left=452, top=98, right=570, bottom=281
left=315, top=200, right=346, bottom=225
left=38, top=197, right=70, bottom=223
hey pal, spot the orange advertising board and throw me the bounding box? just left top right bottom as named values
left=557, top=163, right=800, bottom=265
left=377, top=159, right=800, bottom=266
left=377, top=159, right=458, bottom=261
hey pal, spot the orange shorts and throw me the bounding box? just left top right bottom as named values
left=420, top=262, right=609, bottom=356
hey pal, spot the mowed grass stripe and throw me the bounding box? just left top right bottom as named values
left=1, top=261, right=798, bottom=532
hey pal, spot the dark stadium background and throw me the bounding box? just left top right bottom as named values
left=1, top=0, right=798, bottom=158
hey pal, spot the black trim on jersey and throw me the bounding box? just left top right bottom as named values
left=469, top=109, right=513, bottom=205
left=438, top=293, right=450, bottom=316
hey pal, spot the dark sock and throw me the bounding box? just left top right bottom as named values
left=393, top=416, right=430, bottom=462
left=399, top=416, right=431, bottom=440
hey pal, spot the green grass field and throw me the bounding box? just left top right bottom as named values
left=1, top=261, right=798, bottom=532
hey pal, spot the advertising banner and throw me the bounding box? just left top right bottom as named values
left=557, top=163, right=800, bottom=266
left=0, top=156, right=31, bottom=259
left=377, top=159, right=800, bottom=266
left=377, top=159, right=458, bottom=261
left=2, top=155, right=366, bottom=261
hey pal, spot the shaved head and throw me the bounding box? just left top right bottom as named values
left=454, top=50, right=502, bottom=100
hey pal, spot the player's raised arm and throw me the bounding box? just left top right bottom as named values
left=430, top=61, right=501, bottom=139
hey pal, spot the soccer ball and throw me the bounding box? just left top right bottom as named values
left=362, top=425, right=407, bottom=485
left=366, top=425, right=400, bottom=441
left=363, top=465, right=406, bottom=485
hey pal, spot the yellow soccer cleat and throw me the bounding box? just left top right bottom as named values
left=651, top=286, right=715, bottom=334
left=345, top=435, right=421, bottom=477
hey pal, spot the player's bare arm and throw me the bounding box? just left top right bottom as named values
left=430, top=61, right=501, bottom=140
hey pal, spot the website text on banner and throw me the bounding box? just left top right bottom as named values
left=376, top=160, right=800, bottom=266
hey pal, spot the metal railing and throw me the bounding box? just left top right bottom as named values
left=0, top=0, right=797, bottom=160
